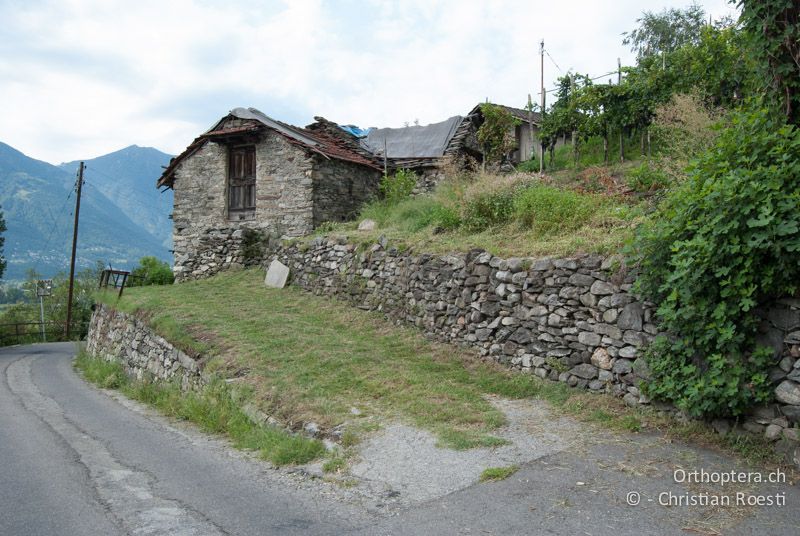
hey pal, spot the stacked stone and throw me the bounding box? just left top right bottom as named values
left=269, top=238, right=658, bottom=402
left=744, top=300, right=800, bottom=460
left=267, top=236, right=800, bottom=464
left=173, top=228, right=247, bottom=282
left=86, top=304, right=203, bottom=390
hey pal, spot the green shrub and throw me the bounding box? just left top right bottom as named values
left=632, top=107, right=800, bottom=417
left=462, top=188, right=517, bottom=231
left=516, top=157, right=540, bottom=173
left=380, top=169, right=417, bottom=205
left=129, top=256, right=174, bottom=286
left=241, top=229, right=267, bottom=262
left=512, top=186, right=598, bottom=234
left=626, top=161, right=671, bottom=192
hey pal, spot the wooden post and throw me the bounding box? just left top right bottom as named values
left=66, top=162, right=84, bottom=340
left=539, top=39, right=545, bottom=173
left=618, top=58, right=624, bottom=163
left=570, top=74, right=577, bottom=167
left=383, top=138, right=388, bottom=177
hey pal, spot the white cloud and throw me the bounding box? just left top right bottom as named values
left=0, top=0, right=740, bottom=163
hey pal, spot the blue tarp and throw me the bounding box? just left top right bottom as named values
left=339, top=125, right=372, bottom=138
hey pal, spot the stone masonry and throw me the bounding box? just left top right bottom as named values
left=171, top=128, right=381, bottom=282
left=263, top=236, right=800, bottom=465
left=86, top=304, right=203, bottom=389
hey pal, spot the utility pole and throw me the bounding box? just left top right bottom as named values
left=539, top=39, right=545, bottom=173
left=36, top=279, right=52, bottom=342
left=66, top=162, right=84, bottom=340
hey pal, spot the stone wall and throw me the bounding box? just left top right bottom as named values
left=410, top=167, right=445, bottom=196
left=172, top=129, right=317, bottom=281
left=312, top=157, right=381, bottom=226
left=171, top=123, right=384, bottom=282
left=86, top=304, right=203, bottom=389
left=264, top=236, right=800, bottom=463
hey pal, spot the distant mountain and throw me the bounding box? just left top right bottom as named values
left=60, top=145, right=174, bottom=249
left=0, top=142, right=172, bottom=282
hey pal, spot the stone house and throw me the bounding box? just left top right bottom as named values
left=157, top=107, right=382, bottom=281
left=356, top=103, right=542, bottom=192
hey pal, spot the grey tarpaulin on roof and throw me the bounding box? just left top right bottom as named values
left=362, top=116, right=463, bottom=158
left=216, top=107, right=321, bottom=148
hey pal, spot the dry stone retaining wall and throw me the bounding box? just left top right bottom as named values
left=86, top=304, right=204, bottom=389
left=265, top=236, right=800, bottom=464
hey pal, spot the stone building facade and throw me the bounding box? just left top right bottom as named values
left=157, top=108, right=382, bottom=281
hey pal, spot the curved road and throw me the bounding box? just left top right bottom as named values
left=0, top=343, right=369, bottom=536
left=1, top=343, right=798, bottom=535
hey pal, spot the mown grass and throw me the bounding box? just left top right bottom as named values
left=95, top=270, right=786, bottom=470
left=74, top=350, right=325, bottom=466
left=96, top=270, right=551, bottom=450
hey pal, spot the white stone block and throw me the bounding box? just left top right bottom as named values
left=264, top=260, right=290, bottom=288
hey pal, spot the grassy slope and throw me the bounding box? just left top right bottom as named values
left=98, top=270, right=547, bottom=449
left=317, top=170, right=646, bottom=260
left=95, top=270, right=783, bottom=467
left=75, top=350, right=324, bottom=466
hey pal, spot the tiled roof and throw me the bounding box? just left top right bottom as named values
left=157, top=108, right=381, bottom=188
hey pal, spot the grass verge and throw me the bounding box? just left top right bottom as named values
left=74, top=350, right=325, bottom=466
left=480, top=465, right=519, bottom=482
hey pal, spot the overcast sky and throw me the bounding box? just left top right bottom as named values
left=0, top=0, right=738, bottom=164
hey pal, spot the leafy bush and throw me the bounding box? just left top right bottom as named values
left=130, top=256, right=174, bottom=286
left=477, top=103, right=520, bottom=167
left=380, top=169, right=417, bottom=205
left=626, top=161, right=671, bottom=192
left=516, top=157, right=540, bottom=173
left=632, top=107, right=800, bottom=417
left=513, top=186, right=598, bottom=234
left=462, top=188, right=517, bottom=231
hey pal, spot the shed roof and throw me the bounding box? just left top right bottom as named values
left=157, top=107, right=381, bottom=188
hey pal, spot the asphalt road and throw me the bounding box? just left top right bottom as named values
left=1, top=343, right=798, bottom=536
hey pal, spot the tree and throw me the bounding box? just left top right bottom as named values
left=0, top=207, right=6, bottom=281
left=477, top=103, right=520, bottom=168
left=129, top=256, right=174, bottom=286
left=739, top=0, right=800, bottom=125
left=623, top=3, right=707, bottom=60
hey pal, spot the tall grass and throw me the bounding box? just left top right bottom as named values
left=74, top=351, right=325, bottom=466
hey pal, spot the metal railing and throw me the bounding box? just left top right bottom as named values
left=0, top=321, right=88, bottom=347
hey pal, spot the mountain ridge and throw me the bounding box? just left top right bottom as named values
left=0, top=141, right=173, bottom=282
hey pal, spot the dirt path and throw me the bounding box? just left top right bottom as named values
left=303, top=397, right=800, bottom=535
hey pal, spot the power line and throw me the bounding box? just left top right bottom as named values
left=543, top=70, right=620, bottom=95
left=544, top=50, right=563, bottom=73
left=33, top=187, right=74, bottom=277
